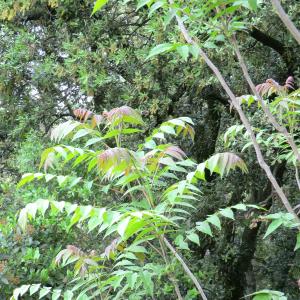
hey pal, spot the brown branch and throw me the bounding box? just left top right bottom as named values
left=164, top=238, right=208, bottom=300
left=169, top=0, right=300, bottom=223
left=271, top=0, right=300, bottom=45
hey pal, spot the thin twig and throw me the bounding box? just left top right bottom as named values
left=164, top=237, right=208, bottom=300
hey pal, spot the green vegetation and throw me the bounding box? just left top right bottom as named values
left=0, top=0, right=299, bottom=299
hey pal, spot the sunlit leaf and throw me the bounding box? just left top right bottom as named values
left=92, top=0, right=109, bottom=15
left=146, top=43, right=176, bottom=59
left=207, top=214, right=221, bottom=230
left=264, top=219, right=283, bottom=238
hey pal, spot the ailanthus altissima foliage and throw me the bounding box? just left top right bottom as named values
left=1, top=0, right=300, bottom=298
left=9, top=105, right=257, bottom=299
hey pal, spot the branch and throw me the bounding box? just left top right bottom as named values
left=164, top=238, right=208, bottom=300
left=248, top=27, right=285, bottom=55
left=44, top=113, right=73, bottom=134
left=169, top=0, right=300, bottom=223
left=271, top=0, right=300, bottom=45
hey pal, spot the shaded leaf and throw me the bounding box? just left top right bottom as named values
left=146, top=43, right=175, bottom=59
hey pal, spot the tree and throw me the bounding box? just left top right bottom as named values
left=0, top=0, right=300, bottom=299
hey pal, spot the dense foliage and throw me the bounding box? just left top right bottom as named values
left=0, top=0, right=299, bottom=299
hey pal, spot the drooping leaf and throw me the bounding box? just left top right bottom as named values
left=196, top=221, right=213, bottom=237
left=176, top=45, right=189, bottom=61
left=146, top=43, right=175, bottom=59
left=219, top=208, right=235, bottom=220
left=30, top=284, right=41, bottom=296
left=39, top=287, right=51, bottom=299
left=207, top=214, right=222, bottom=230
left=148, top=1, right=164, bottom=16
left=264, top=219, right=283, bottom=238
left=52, top=289, right=62, bottom=300
left=187, top=232, right=200, bottom=245
left=294, top=232, right=300, bottom=251
left=117, top=216, right=131, bottom=238
left=175, top=234, right=189, bottom=250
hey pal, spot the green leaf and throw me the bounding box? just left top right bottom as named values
left=57, top=175, right=67, bottom=186
left=148, top=1, right=164, bottom=16
left=126, top=245, right=148, bottom=253
left=39, top=287, right=51, bottom=299
left=195, top=163, right=206, bottom=180
left=36, top=199, right=50, bottom=216
left=17, top=173, right=34, bottom=188
left=232, top=203, right=247, bottom=211
left=52, top=289, right=62, bottom=300
left=69, top=177, right=82, bottom=188
left=248, top=0, right=257, bottom=10
left=203, top=41, right=217, bottom=49
left=146, top=43, right=175, bottom=59
left=253, top=295, right=272, bottom=300
left=206, top=154, right=220, bottom=174
left=127, top=272, right=138, bottom=289
left=18, top=208, right=28, bottom=232
left=264, top=219, right=283, bottom=238
left=196, top=222, right=213, bottom=237
left=176, top=45, right=189, bottom=61
left=30, top=284, right=41, bottom=295
left=63, top=290, right=74, bottom=300
left=219, top=208, right=234, bottom=220
left=92, top=0, right=109, bottom=15
left=19, top=285, right=30, bottom=296
left=88, top=215, right=104, bottom=232
left=189, top=44, right=200, bottom=58
left=72, top=129, right=90, bottom=141
left=294, top=232, right=300, bottom=251
left=85, top=137, right=102, bottom=147
left=246, top=289, right=286, bottom=300
left=160, top=125, right=176, bottom=135
left=13, top=287, right=21, bottom=300
left=207, top=214, right=221, bottom=230
left=187, top=232, right=200, bottom=245
left=117, top=216, right=131, bottom=238
left=141, top=271, right=154, bottom=296
left=175, top=234, right=189, bottom=250
left=137, top=0, right=151, bottom=10
left=45, top=174, right=55, bottom=182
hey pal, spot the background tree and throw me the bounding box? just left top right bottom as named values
left=0, top=0, right=299, bottom=299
